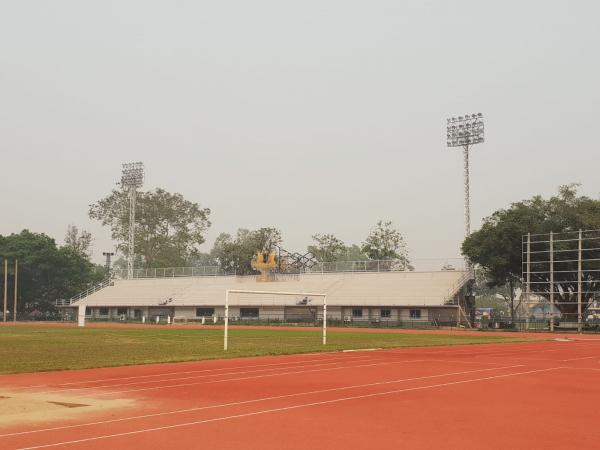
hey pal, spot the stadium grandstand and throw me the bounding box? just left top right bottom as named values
left=56, top=260, right=474, bottom=327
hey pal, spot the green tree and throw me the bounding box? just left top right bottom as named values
left=308, top=234, right=346, bottom=262
left=89, top=188, right=211, bottom=268
left=462, top=184, right=600, bottom=320
left=211, top=227, right=282, bottom=275
left=362, top=220, right=410, bottom=267
left=472, top=268, right=512, bottom=315
left=187, top=252, right=217, bottom=267
left=340, top=244, right=370, bottom=261
left=64, top=225, right=93, bottom=259
left=0, top=230, right=103, bottom=316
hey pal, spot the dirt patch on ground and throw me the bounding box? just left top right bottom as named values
left=0, top=390, right=134, bottom=428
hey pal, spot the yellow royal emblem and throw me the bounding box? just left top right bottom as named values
left=251, top=251, right=278, bottom=282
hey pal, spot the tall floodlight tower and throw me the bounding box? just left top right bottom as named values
left=446, top=114, right=484, bottom=239
left=121, top=162, right=144, bottom=279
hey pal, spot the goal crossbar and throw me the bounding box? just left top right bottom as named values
left=224, top=289, right=327, bottom=351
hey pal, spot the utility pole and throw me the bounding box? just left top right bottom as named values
left=3, top=259, right=7, bottom=322
left=13, top=260, right=18, bottom=322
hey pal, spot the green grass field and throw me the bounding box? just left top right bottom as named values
left=0, top=325, right=533, bottom=374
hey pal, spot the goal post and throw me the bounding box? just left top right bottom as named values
left=224, top=289, right=327, bottom=351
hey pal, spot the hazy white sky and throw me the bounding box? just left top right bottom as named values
left=1, top=1, right=599, bottom=265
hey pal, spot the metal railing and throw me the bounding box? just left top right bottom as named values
left=112, top=258, right=467, bottom=280
left=444, top=269, right=475, bottom=305
left=55, top=278, right=113, bottom=306
left=115, top=266, right=232, bottom=279
left=306, top=260, right=409, bottom=273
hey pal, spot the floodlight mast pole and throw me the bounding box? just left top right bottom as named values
left=446, top=113, right=484, bottom=254
left=121, top=162, right=144, bottom=280
left=128, top=188, right=136, bottom=279
left=463, top=145, right=471, bottom=238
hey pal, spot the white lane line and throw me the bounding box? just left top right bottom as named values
left=388, top=345, right=581, bottom=362
left=37, top=356, right=381, bottom=395
left=0, top=364, right=523, bottom=438
left=13, top=354, right=376, bottom=390
left=445, top=347, right=564, bottom=358
left=560, top=355, right=600, bottom=362
left=14, top=366, right=561, bottom=450
left=469, top=357, right=562, bottom=362
left=384, top=345, right=553, bottom=359
left=95, top=359, right=431, bottom=396
left=424, top=359, right=524, bottom=367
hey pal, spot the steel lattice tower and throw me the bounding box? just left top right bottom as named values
left=121, top=162, right=144, bottom=279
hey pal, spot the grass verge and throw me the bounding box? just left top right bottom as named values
left=0, top=325, right=534, bottom=374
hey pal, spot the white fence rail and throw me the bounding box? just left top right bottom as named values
left=111, top=258, right=466, bottom=280
left=56, top=278, right=113, bottom=306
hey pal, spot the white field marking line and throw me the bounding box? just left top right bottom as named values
left=559, top=355, right=600, bottom=362
left=15, top=353, right=375, bottom=390
left=0, top=364, right=523, bottom=439
left=14, top=366, right=561, bottom=450
left=36, top=356, right=383, bottom=395
left=561, top=366, right=600, bottom=371
left=342, top=348, right=381, bottom=352
left=93, top=359, right=431, bottom=396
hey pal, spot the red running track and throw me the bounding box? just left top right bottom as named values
left=1, top=338, right=600, bottom=449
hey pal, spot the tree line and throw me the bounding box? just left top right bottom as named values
left=3, top=182, right=599, bottom=319
left=463, top=184, right=600, bottom=321
left=0, top=188, right=409, bottom=316
left=0, top=228, right=104, bottom=319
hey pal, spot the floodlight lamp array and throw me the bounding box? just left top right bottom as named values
left=121, top=162, right=144, bottom=189
left=446, top=113, right=484, bottom=147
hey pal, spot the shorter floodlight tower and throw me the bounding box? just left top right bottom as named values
left=446, top=114, right=484, bottom=239
left=121, top=162, right=144, bottom=279
left=102, top=252, right=115, bottom=272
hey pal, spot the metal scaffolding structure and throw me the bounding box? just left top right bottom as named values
left=522, top=229, right=600, bottom=332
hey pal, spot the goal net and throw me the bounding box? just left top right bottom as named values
left=224, top=289, right=327, bottom=351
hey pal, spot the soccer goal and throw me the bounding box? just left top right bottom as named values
left=224, top=289, right=327, bottom=351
